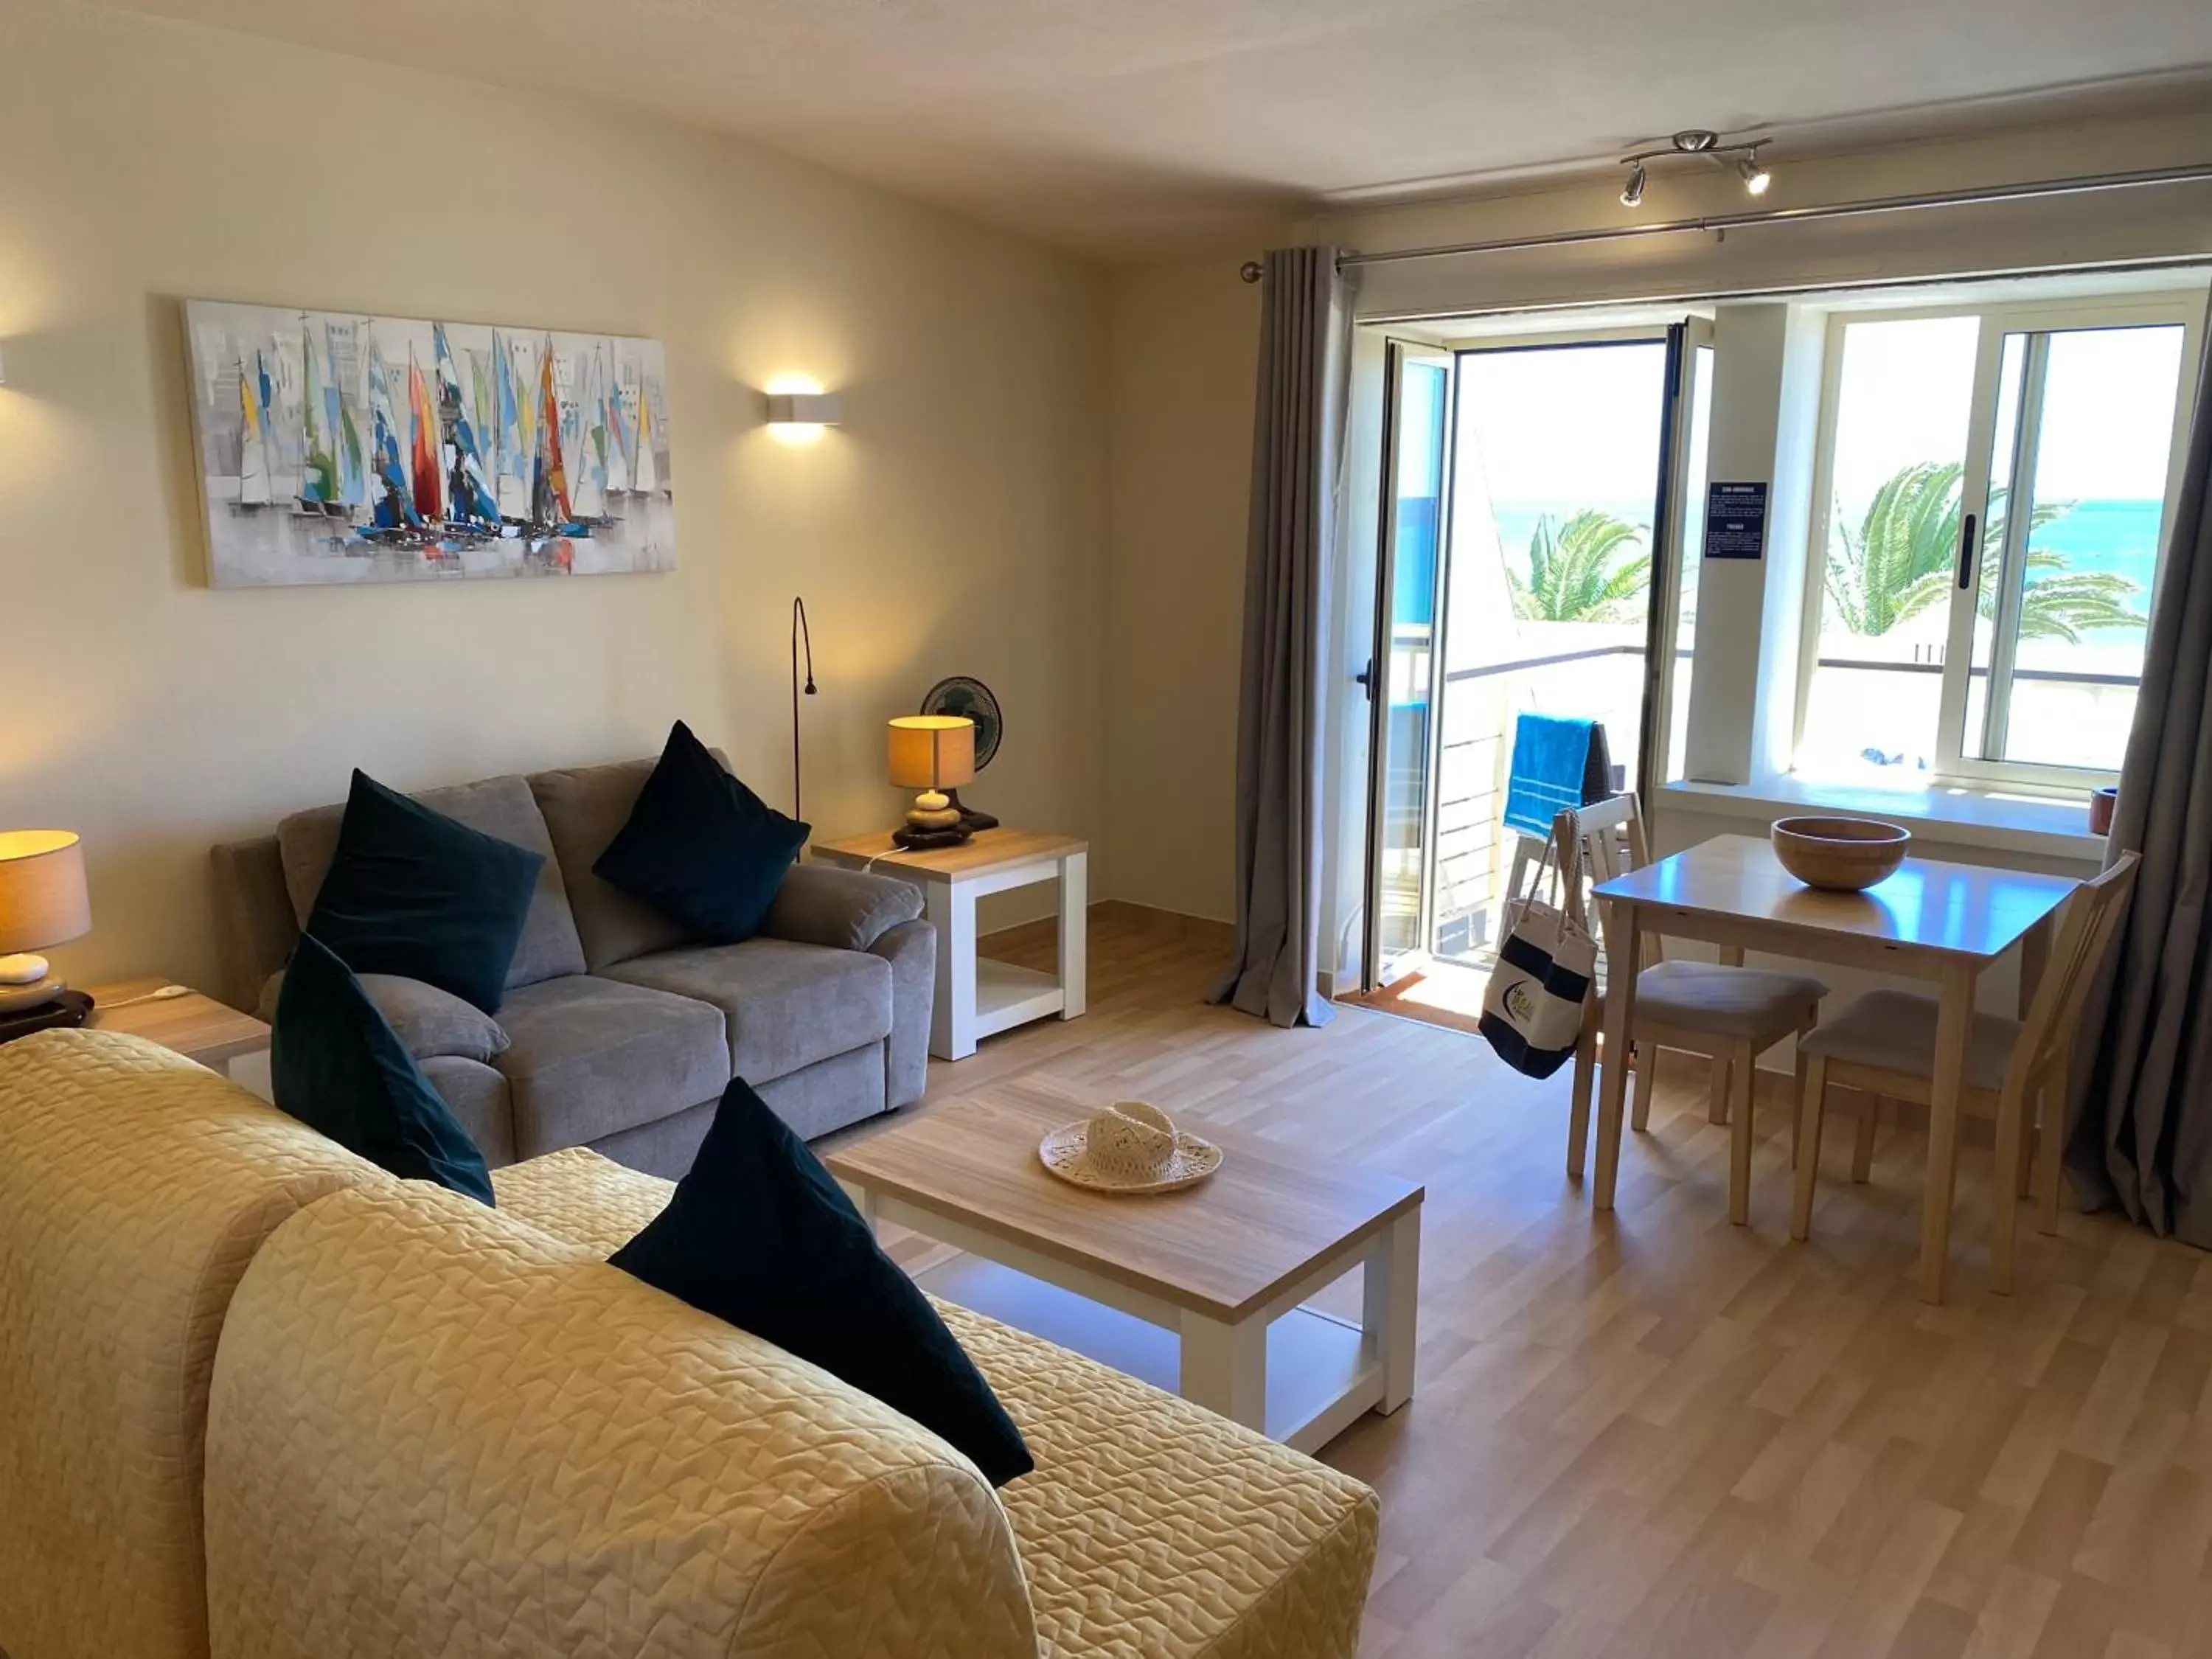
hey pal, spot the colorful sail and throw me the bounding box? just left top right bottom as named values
left=365, top=332, right=421, bottom=529
left=571, top=345, right=608, bottom=519
left=633, top=381, right=658, bottom=495
left=407, top=348, right=443, bottom=524
left=602, top=364, right=631, bottom=495
left=328, top=323, right=366, bottom=509
left=434, top=323, right=498, bottom=525
left=298, top=317, right=337, bottom=507
left=237, top=352, right=272, bottom=505
left=530, top=335, right=572, bottom=526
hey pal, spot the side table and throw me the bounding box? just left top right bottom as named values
left=813, top=830, right=1088, bottom=1060
left=86, top=978, right=274, bottom=1099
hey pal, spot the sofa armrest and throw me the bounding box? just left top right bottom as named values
left=871, top=919, right=936, bottom=1111
left=764, top=863, right=924, bottom=953
left=259, top=970, right=509, bottom=1065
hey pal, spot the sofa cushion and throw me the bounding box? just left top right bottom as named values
left=271, top=935, right=496, bottom=1205
left=594, top=720, right=810, bottom=947
left=260, top=970, right=509, bottom=1065
left=491, top=974, right=728, bottom=1158
left=611, top=1079, right=1034, bottom=1486
left=602, top=938, right=892, bottom=1085
left=279, top=773, right=588, bottom=995
left=529, top=757, right=690, bottom=971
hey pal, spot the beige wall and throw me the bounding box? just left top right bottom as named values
left=0, top=0, right=1107, bottom=992
left=1102, top=253, right=1273, bottom=923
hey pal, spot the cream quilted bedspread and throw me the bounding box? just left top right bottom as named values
left=0, top=1031, right=380, bottom=1659
left=495, top=1148, right=1382, bottom=1659
left=204, top=1178, right=1037, bottom=1659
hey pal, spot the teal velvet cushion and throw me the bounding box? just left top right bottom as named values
left=611, top=1077, right=1032, bottom=1486
left=592, top=721, right=810, bottom=945
left=271, top=933, right=495, bottom=1205
left=305, top=770, right=543, bottom=1015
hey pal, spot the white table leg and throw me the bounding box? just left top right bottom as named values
left=227, top=1048, right=274, bottom=1103
left=927, top=880, right=978, bottom=1060
left=1364, top=1207, right=1420, bottom=1413
left=1058, top=851, right=1088, bottom=1020
left=1180, top=1310, right=1267, bottom=1433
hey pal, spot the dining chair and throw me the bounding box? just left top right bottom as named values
left=1789, top=851, right=2140, bottom=1293
left=1565, top=793, right=1830, bottom=1224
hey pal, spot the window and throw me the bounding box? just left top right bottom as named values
left=1796, top=294, right=2202, bottom=790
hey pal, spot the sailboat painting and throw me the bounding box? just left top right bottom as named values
left=182, top=299, right=675, bottom=587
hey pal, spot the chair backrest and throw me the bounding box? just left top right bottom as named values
left=1562, top=792, right=1660, bottom=971
left=2007, top=851, right=2142, bottom=1096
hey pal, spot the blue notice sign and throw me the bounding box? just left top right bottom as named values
left=1705, top=481, right=1769, bottom=560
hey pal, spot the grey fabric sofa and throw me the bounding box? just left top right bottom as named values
left=210, top=754, right=935, bottom=1178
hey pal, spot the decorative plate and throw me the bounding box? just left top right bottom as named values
left=921, top=676, right=1003, bottom=771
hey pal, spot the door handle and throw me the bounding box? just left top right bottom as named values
left=1956, top=511, right=1978, bottom=590
left=1355, top=657, right=1376, bottom=700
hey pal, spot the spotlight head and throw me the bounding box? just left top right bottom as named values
left=1738, top=155, right=1770, bottom=195
left=1620, top=162, right=1646, bottom=208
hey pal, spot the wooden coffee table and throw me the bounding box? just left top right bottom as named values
left=825, top=1091, right=1423, bottom=1453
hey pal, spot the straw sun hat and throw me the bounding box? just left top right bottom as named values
left=1038, top=1100, right=1222, bottom=1194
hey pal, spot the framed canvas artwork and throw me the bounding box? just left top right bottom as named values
left=182, top=299, right=676, bottom=586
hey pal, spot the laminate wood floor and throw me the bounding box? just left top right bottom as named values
left=832, top=905, right=2212, bottom=1659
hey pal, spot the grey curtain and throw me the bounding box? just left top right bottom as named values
left=1212, top=246, right=1353, bottom=1029
left=2074, top=335, right=2212, bottom=1242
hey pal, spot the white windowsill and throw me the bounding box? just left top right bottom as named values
left=1658, top=775, right=2106, bottom=863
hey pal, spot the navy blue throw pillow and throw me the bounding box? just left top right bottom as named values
left=593, top=720, right=810, bottom=945
left=611, top=1077, right=1032, bottom=1486
left=271, top=933, right=495, bottom=1205
left=304, top=770, right=543, bottom=1015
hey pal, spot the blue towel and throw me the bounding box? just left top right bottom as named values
left=1503, top=714, right=1601, bottom=838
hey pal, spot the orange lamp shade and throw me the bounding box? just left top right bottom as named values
left=886, top=716, right=976, bottom=790
left=0, top=830, right=92, bottom=954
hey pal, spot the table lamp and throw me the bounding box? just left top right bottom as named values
left=0, top=830, right=92, bottom=1018
left=888, top=716, right=975, bottom=849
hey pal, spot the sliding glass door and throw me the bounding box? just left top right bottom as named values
left=1362, top=340, right=1454, bottom=989
left=1359, top=322, right=1711, bottom=995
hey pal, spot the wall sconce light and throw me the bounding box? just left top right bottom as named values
left=762, top=378, right=841, bottom=445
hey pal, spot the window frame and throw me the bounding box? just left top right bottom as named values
left=1793, top=290, right=2205, bottom=794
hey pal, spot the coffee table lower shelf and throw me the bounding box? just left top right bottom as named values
left=919, top=1255, right=1382, bottom=1454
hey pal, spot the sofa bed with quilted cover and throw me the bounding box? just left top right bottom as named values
left=0, top=1029, right=1380, bottom=1659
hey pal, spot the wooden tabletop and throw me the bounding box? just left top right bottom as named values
left=825, top=1089, right=1422, bottom=1321
left=85, top=978, right=271, bottom=1067
left=814, top=827, right=1088, bottom=880
left=1592, top=833, right=2078, bottom=962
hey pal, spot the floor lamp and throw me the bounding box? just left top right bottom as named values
left=790, top=596, right=816, bottom=827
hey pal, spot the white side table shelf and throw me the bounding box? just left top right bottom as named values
left=813, top=830, right=1088, bottom=1060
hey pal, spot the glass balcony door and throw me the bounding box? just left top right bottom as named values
left=1362, top=341, right=1455, bottom=991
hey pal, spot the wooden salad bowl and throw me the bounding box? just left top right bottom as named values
left=1770, top=815, right=1912, bottom=892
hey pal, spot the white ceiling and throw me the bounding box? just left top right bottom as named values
left=105, top=0, right=2212, bottom=257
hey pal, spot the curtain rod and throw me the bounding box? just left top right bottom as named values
left=1237, top=161, right=2212, bottom=280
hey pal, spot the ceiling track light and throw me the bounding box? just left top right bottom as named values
left=1615, top=130, right=1773, bottom=207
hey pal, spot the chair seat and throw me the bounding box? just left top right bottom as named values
left=1602, top=960, right=1828, bottom=1044
left=1800, top=988, right=2022, bottom=1093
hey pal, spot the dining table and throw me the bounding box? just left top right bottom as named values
left=1587, top=832, right=2081, bottom=1304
